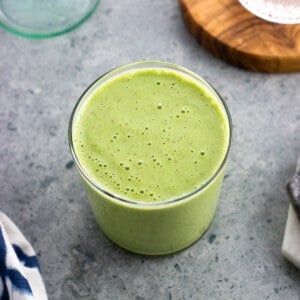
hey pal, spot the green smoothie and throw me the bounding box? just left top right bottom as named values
left=70, top=61, right=231, bottom=255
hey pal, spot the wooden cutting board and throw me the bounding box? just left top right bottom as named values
left=179, top=0, right=300, bottom=73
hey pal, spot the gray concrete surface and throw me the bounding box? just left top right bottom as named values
left=1, top=0, right=300, bottom=299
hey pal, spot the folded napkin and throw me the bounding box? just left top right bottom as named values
left=0, top=211, right=47, bottom=300
left=282, top=158, right=300, bottom=269
left=282, top=205, right=300, bottom=268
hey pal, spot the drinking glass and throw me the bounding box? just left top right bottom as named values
left=68, top=61, right=232, bottom=255
left=0, top=0, right=100, bottom=38
left=239, top=0, right=300, bottom=24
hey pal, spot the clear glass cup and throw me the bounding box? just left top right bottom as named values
left=0, top=0, right=100, bottom=38
left=239, top=0, right=300, bottom=24
left=68, top=61, right=232, bottom=255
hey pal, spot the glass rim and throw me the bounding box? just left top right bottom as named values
left=0, top=0, right=100, bottom=39
left=68, top=60, right=233, bottom=207
left=238, top=0, right=300, bottom=24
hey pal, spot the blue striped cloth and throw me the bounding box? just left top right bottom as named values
left=0, top=212, right=47, bottom=300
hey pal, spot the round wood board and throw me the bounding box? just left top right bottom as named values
left=179, top=0, right=300, bottom=73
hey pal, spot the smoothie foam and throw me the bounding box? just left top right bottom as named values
left=72, top=68, right=229, bottom=203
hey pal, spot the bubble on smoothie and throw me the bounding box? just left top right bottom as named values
left=201, top=151, right=206, bottom=156
left=157, top=104, right=162, bottom=109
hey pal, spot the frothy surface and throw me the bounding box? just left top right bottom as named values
left=72, top=68, right=229, bottom=203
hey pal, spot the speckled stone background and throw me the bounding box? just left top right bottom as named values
left=1, top=1, right=300, bottom=299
